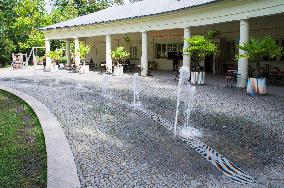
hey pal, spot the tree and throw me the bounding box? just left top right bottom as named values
left=12, top=0, right=49, bottom=51
left=0, top=0, right=52, bottom=66
left=0, top=0, right=17, bottom=65
left=111, top=0, right=143, bottom=5
left=49, top=0, right=109, bottom=52
left=184, top=35, right=217, bottom=70
left=111, top=0, right=124, bottom=5
left=111, top=46, right=129, bottom=65
left=51, top=0, right=78, bottom=22
left=78, top=43, right=91, bottom=65
left=0, top=0, right=141, bottom=66
left=54, top=0, right=109, bottom=16
left=48, top=49, right=63, bottom=64
left=238, top=36, right=282, bottom=76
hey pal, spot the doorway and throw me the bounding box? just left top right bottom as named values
left=205, top=54, right=213, bottom=73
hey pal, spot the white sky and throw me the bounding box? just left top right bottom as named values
left=44, top=0, right=53, bottom=13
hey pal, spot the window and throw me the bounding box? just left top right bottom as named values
left=130, top=46, right=138, bottom=59
left=155, top=43, right=183, bottom=59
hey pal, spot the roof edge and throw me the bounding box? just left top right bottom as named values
left=40, top=0, right=220, bottom=31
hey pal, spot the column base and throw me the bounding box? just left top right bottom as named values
left=237, top=77, right=247, bottom=88
left=141, top=70, right=148, bottom=77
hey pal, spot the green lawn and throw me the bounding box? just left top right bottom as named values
left=0, top=90, right=47, bottom=188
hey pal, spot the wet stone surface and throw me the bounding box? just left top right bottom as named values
left=0, top=72, right=283, bottom=187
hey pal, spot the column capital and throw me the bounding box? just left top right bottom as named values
left=184, top=27, right=191, bottom=37
left=74, top=38, right=80, bottom=45
left=240, top=19, right=249, bottom=24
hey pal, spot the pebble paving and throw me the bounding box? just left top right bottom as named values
left=0, top=68, right=283, bottom=187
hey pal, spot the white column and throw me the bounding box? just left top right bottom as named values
left=237, top=19, right=249, bottom=87
left=32, top=50, right=36, bottom=66
left=66, top=40, right=71, bottom=66
left=141, top=31, right=148, bottom=77
left=74, top=38, right=80, bottom=67
left=183, top=27, right=191, bottom=68
left=45, top=38, right=51, bottom=69
left=106, top=35, right=112, bottom=73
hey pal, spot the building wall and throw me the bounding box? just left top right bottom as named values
left=85, top=14, right=284, bottom=71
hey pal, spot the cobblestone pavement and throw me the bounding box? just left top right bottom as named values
left=0, top=67, right=283, bottom=187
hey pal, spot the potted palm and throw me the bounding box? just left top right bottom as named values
left=184, top=35, right=218, bottom=84
left=111, top=46, right=129, bottom=76
left=79, top=43, right=91, bottom=74
left=48, top=49, right=63, bottom=72
left=238, top=36, right=282, bottom=94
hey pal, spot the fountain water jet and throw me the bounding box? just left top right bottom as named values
left=100, top=73, right=113, bottom=101
left=174, top=66, right=190, bottom=136
left=101, top=74, right=109, bottom=97
left=133, top=73, right=141, bottom=109
left=77, top=82, right=83, bottom=89
left=184, top=85, right=196, bottom=128
left=55, top=79, right=60, bottom=85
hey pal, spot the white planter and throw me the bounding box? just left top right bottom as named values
left=113, top=65, right=123, bottom=76
left=191, top=72, right=205, bottom=85
left=59, top=63, right=64, bottom=69
left=54, top=64, right=59, bottom=72
left=246, top=79, right=252, bottom=94
left=119, top=65, right=123, bottom=75
left=80, top=65, right=89, bottom=74
left=198, top=71, right=205, bottom=84
left=191, top=72, right=198, bottom=84
left=247, top=78, right=267, bottom=94
left=258, top=78, right=267, bottom=94
left=49, top=64, right=54, bottom=72
left=48, top=65, right=53, bottom=72
left=48, top=64, right=58, bottom=72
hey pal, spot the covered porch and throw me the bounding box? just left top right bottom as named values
left=42, top=0, right=284, bottom=87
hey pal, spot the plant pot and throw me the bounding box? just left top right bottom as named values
left=198, top=71, right=205, bottom=84
left=191, top=71, right=205, bottom=85
left=48, top=64, right=54, bottom=72
left=54, top=64, right=59, bottom=72
left=113, top=65, right=123, bottom=76
left=247, top=77, right=267, bottom=94
left=79, top=65, right=89, bottom=74
left=191, top=72, right=198, bottom=84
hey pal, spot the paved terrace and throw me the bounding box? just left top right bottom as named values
left=0, top=67, right=283, bottom=187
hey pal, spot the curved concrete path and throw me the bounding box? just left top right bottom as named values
left=0, top=86, right=80, bottom=188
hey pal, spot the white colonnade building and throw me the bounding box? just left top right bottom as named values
left=41, top=0, right=284, bottom=87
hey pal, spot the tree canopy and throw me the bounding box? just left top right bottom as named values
left=184, top=35, right=218, bottom=65
left=238, top=36, right=283, bottom=69
left=0, top=0, right=142, bottom=66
